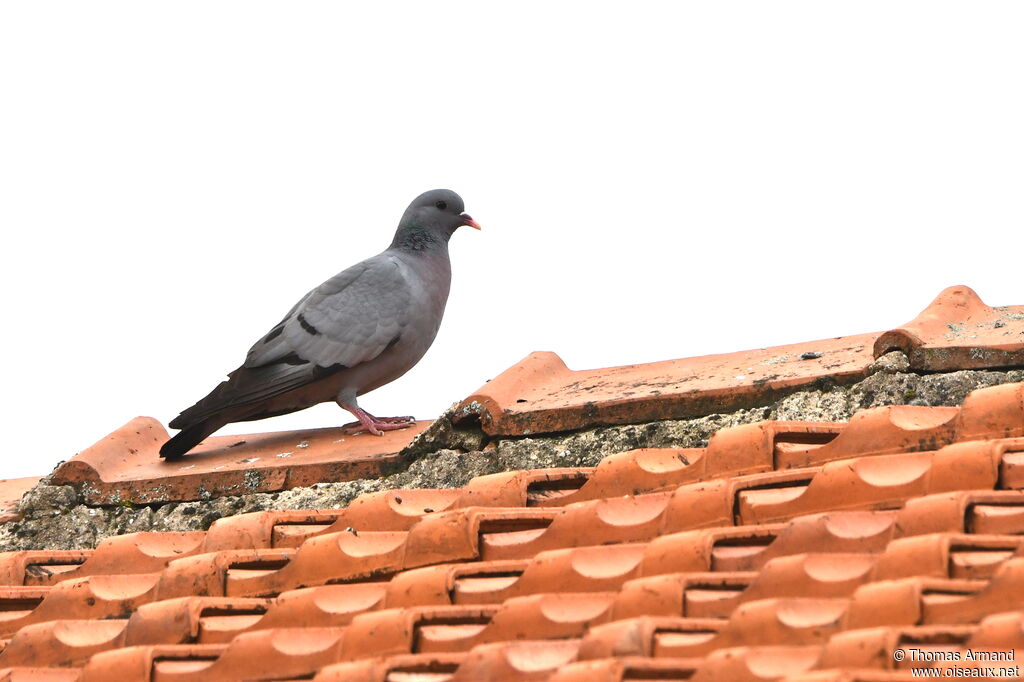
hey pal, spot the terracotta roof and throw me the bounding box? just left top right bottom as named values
left=456, top=285, right=1024, bottom=436
left=2, top=285, right=1024, bottom=679
left=49, top=419, right=430, bottom=505
left=29, top=284, right=1024, bottom=510
left=0, top=478, right=41, bottom=524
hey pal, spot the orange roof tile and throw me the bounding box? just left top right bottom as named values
left=874, top=286, right=1024, bottom=370
left=0, top=669, right=82, bottom=682
left=50, top=417, right=429, bottom=505
left=4, top=285, right=1024, bottom=679
left=456, top=286, right=1024, bottom=437
left=312, top=652, right=466, bottom=681
left=124, top=596, right=272, bottom=645
left=0, top=478, right=41, bottom=525
left=547, top=657, right=703, bottom=682
left=25, top=285, right=1021, bottom=513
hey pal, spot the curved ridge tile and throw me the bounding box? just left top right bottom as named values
left=958, top=383, right=1024, bottom=442
left=405, top=508, right=557, bottom=566
left=577, top=616, right=725, bottom=660
left=50, top=417, right=428, bottom=506
left=56, top=533, right=207, bottom=583
left=450, top=640, right=580, bottom=680
left=0, top=619, right=128, bottom=668
left=0, top=552, right=91, bottom=588
left=546, top=656, right=704, bottom=682
left=918, top=571, right=1017, bottom=627
left=871, top=533, right=1023, bottom=582
left=894, top=489, right=1024, bottom=537
left=456, top=468, right=595, bottom=508
left=779, top=407, right=958, bottom=470
left=0, top=477, right=43, bottom=525
left=125, top=596, right=271, bottom=646
left=384, top=561, right=528, bottom=608
left=252, top=584, right=386, bottom=631
left=0, top=574, right=158, bottom=638
left=690, top=645, right=822, bottom=681
left=739, top=445, right=1001, bottom=525
left=739, top=553, right=876, bottom=606
left=874, top=286, right=1024, bottom=371
left=819, top=624, right=974, bottom=671
left=458, top=593, right=611, bottom=649
left=209, top=488, right=468, bottom=553
left=226, top=531, right=407, bottom=597
left=457, top=334, right=878, bottom=437
left=0, top=668, right=82, bottom=682
left=478, top=495, right=670, bottom=561
left=338, top=605, right=499, bottom=660
left=843, top=576, right=984, bottom=630
left=707, top=598, right=849, bottom=649
left=612, top=572, right=755, bottom=620
left=311, top=652, right=465, bottom=681
left=142, top=627, right=345, bottom=681
left=155, top=549, right=294, bottom=601
left=202, top=510, right=347, bottom=553
left=79, top=644, right=225, bottom=682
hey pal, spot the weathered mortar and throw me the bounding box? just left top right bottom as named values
left=3, top=352, right=1022, bottom=551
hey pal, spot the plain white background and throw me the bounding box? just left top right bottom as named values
left=1, top=3, right=1021, bottom=480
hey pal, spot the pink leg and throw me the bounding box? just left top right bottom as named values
left=367, top=412, right=415, bottom=424
left=340, top=406, right=415, bottom=436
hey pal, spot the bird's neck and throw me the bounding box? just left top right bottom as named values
left=390, top=223, right=451, bottom=252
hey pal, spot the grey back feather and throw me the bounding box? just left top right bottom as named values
left=245, top=253, right=413, bottom=370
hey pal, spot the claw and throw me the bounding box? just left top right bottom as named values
left=340, top=408, right=415, bottom=436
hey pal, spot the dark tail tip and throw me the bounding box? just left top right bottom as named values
left=159, top=422, right=217, bottom=459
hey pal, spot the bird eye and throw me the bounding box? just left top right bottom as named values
left=435, top=200, right=447, bottom=210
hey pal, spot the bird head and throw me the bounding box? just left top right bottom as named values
left=399, top=189, right=481, bottom=239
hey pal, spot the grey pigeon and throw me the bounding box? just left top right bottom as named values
left=159, top=189, right=480, bottom=459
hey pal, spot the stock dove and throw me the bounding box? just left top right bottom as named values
left=159, top=189, right=479, bottom=458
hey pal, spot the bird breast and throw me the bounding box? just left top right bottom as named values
left=350, top=250, right=452, bottom=396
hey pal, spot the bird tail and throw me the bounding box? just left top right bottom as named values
left=162, top=360, right=333, bottom=459
left=169, top=380, right=234, bottom=431
left=159, top=419, right=224, bottom=459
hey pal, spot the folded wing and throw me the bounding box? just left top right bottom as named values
left=169, top=253, right=412, bottom=428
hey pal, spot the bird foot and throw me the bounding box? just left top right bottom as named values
left=340, top=410, right=415, bottom=436
left=373, top=415, right=415, bottom=424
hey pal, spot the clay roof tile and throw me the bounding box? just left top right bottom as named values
left=6, top=286, right=1024, bottom=678
left=50, top=418, right=429, bottom=506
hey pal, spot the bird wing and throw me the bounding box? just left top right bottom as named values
left=245, top=252, right=412, bottom=371
left=170, top=253, right=412, bottom=427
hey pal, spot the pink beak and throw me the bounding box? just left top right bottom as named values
left=461, top=214, right=482, bottom=230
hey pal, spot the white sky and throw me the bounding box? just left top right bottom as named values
left=1, top=3, right=1021, bottom=480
